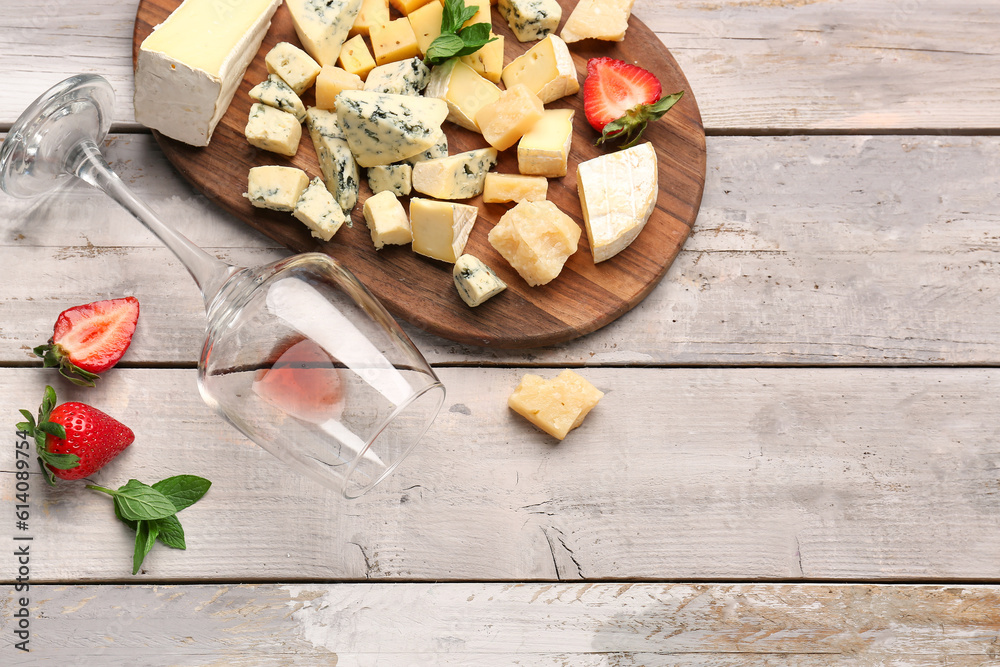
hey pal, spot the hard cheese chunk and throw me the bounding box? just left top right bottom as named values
left=265, top=42, right=321, bottom=95
left=508, top=370, right=603, bottom=440
left=335, top=90, right=449, bottom=167
left=411, top=148, right=498, bottom=200
left=350, top=0, right=390, bottom=37
left=245, top=166, right=310, bottom=211
left=249, top=74, right=307, bottom=122
left=315, top=65, right=364, bottom=109
left=364, top=58, right=431, bottom=96
left=363, top=191, right=412, bottom=249
left=453, top=254, right=507, bottom=307
left=501, top=35, right=578, bottom=104
left=286, top=0, right=362, bottom=66
left=497, top=0, right=561, bottom=42
left=460, top=33, right=505, bottom=83
left=370, top=18, right=421, bottom=65
left=425, top=59, right=502, bottom=132
left=488, top=200, right=580, bottom=286
left=560, top=0, right=635, bottom=43
left=294, top=177, right=348, bottom=241
left=367, top=164, right=412, bottom=196
left=482, top=173, right=547, bottom=203
left=410, top=198, right=478, bottom=263
left=245, top=103, right=302, bottom=156
left=518, top=108, right=573, bottom=177
left=576, top=141, right=657, bottom=263
left=475, top=84, right=545, bottom=151
left=338, top=34, right=377, bottom=79
left=306, top=107, right=361, bottom=212
left=134, top=0, right=281, bottom=146
left=390, top=0, right=436, bottom=14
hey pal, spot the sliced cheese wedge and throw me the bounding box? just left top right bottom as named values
left=500, top=34, right=578, bottom=104
left=286, top=0, right=363, bottom=66
left=560, top=0, right=636, bottom=43
left=334, top=90, right=448, bottom=167
left=425, top=59, right=502, bottom=132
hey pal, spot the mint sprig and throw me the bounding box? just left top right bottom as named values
left=88, top=475, right=212, bottom=574
left=424, top=0, right=496, bottom=66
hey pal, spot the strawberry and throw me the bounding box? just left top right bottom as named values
left=33, top=297, right=140, bottom=387
left=17, top=386, right=135, bottom=485
left=583, top=57, right=685, bottom=148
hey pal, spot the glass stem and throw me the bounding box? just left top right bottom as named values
left=68, top=139, right=237, bottom=307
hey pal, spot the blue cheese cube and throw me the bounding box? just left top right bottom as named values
left=306, top=107, right=360, bottom=213
left=453, top=254, right=507, bottom=307
left=248, top=74, right=307, bottom=122
left=363, top=57, right=431, bottom=96
left=367, top=164, right=412, bottom=196
left=245, top=103, right=302, bottom=157
left=404, top=130, right=448, bottom=164
left=244, top=166, right=310, bottom=212
left=265, top=41, right=322, bottom=95
left=498, top=0, right=561, bottom=42
left=411, top=147, right=498, bottom=200
left=294, top=178, right=347, bottom=241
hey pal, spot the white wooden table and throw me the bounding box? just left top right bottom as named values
left=3, top=0, right=1000, bottom=663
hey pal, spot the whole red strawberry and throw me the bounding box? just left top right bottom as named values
left=34, top=297, right=140, bottom=387
left=583, top=57, right=685, bottom=148
left=17, top=386, right=135, bottom=485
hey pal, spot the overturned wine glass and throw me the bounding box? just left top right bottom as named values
left=0, top=74, right=445, bottom=498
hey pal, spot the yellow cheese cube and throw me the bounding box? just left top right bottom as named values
left=482, top=173, right=548, bottom=203
left=350, top=0, right=390, bottom=37
left=460, top=33, right=504, bottom=83
left=487, top=199, right=579, bottom=286
left=265, top=42, right=322, bottom=95
left=338, top=34, right=377, bottom=80
left=560, top=0, right=635, bottom=43
left=315, top=65, right=365, bottom=109
left=508, top=370, right=603, bottom=440
left=363, top=191, right=412, bottom=249
left=409, top=197, right=478, bottom=263
left=370, top=18, right=421, bottom=66
left=501, top=34, right=579, bottom=104
left=474, top=83, right=545, bottom=151
left=390, top=0, right=436, bottom=14
left=517, top=108, right=574, bottom=177
left=462, top=2, right=492, bottom=28
left=425, top=58, right=502, bottom=132
left=244, top=103, right=302, bottom=156
left=407, top=0, right=444, bottom=55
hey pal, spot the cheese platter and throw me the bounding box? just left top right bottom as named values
left=132, top=0, right=706, bottom=349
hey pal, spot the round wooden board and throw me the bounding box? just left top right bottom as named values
left=132, top=0, right=705, bottom=349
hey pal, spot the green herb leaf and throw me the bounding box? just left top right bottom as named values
left=133, top=520, right=159, bottom=575
left=113, top=498, right=138, bottom=532
left=111, top=480, right=179, bottom=521
left=425, top=34, right=466, bottom=64
left=151, top=515, right=187, bottom=550
left=152, top=475, right=212, bottom=512
left=441, top=0, right=478, bottom=33
left=424, top=0, right=494, bottom=65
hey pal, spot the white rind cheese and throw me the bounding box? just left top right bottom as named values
left=244, top=166, right=310, bottom=212
left=364, top=58, right=431, bottom=96
left=134, top=0, right=281, bottom=146
left=294, top=177, right=348, bottom=241
left=306, top=107, right=361, bottom=213
left=286, top=0, right=364, bottom=66
left=409, top=198, right=478, bottom=263
left=576, top=141, right=658, bottom=263
left=560, top=0, right=635, bottom=43
left=501, top=35, right=578, bottom=104
left=411, top=148, right=498, bottom=200
left=367, top=164, right=413, bottom=196
left=335, top=90, right=449, bottom=167
left=249, top=74, right=307, bottom=122
left=453, top=254, right=507, bottom=307
left=497, top=0, right=561, bottom=42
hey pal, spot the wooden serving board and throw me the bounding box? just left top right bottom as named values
left=132, top=0, right=705, bottom=349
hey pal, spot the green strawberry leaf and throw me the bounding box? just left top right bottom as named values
left=37, top=420, right=67, bottom=439
left=597, top=91, right=685, bottom=149
left=151, top=515, right=186, bottom=550
left=152, top=475, right=212, bottom=512
left=37, top=456, right=58, bottom=487
left=37, top=448, right=80, bottom=470
left=133, top=520, right=159, bottom=575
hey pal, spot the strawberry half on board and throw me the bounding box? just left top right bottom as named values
left=33, top=297, right=140, bottom=387
left=583, top=57, right=685, bottom=148
left=17, top=386, right=135, bottom=485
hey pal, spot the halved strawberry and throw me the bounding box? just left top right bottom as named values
left=33, top=297, right=139, bottom=387
left=17, top=386, right=135, bottom=485
left=583, top=57, right=685, bottom=148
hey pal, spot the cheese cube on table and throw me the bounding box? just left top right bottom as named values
left=294, top=178, right=348, bottom=241
left=265, top=42, right=321, bottom=96
left=460, top=33, right=505, bottom=83
left=286, top=0, right=362, bottom=66
left=518, top=108, right=573, bottom=177
left=364, top=58, right=431, bottom=96
left=482, top=173, right=547, bottom=203
left=411, top=148, right=498, bottom=200
left=363, top=191, right=412, bottom=249
left=305, top=107, right=360, bottom=213
left=133, top=0, right=281, bottom=146
left=390, top=0, right=437, bottom=14
left=245, top=103, right=302, bottom=156
left=475, top=83, right=545, bottom=151
left=501, top=35, right=578, bottom=104
left=462, top=2, right=493, bottom=29
left=315, top=65, right=364, bottom=109
left=350, top=0, right=390, bottom=37
left=453, top=254, right=507, bottom=307
left=370, top=18, right=421, bottom=66
left=425, top=58, right=502, bottom=132
left=409, top=198, right=478, bottom=263
left=497, top=0, right=561, bottom=42
left=248, top=75, right=307, bottom=122
left=508, top=370, right=603, bottom=440
left=576, top=141, right=658, bottom=263
left=335, top=90, right=449, bottom=167
left=338, top=34, right=377, bottom=80
left=404, top=130, right=449, bottom=164
left=245, top=166, right=310, bottom=212
left=367, top=164, right=413, bottom=196
left=487, top=199, right=580, bottom=286
left=408, top=1, right=444, bottom=55
left=560, top=0, right=635, bottom=43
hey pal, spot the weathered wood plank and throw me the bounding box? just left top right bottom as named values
left=2, top=134, right=999, bottom=365
left=2, top=1, right=998, bottom=130
left=3, top=367, right=999, bottom=582
left=6, top=583, right=1000, bottom=664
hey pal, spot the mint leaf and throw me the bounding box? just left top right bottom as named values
left=133, top=520, right=159, bottom=575
left=151, top=515, right=186, bottom=550
left=426, top=34, right=465, bottom=63
left=109, top=480, right=178, bottom=521
left=442, top=0, right=478, bottom=33
left=425, top=0, right=494, bottom=66
left=152, top=475, right=212, bottom=512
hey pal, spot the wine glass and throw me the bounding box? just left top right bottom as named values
left=0, top=74, right=445, bottom=499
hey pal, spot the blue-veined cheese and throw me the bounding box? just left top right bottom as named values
left=367, top=164, right=412, bottom=196
left=244, top=166, right=310, bottom=212
left=560, top=0, right=635, bottom=43
left=335, top=90, right=449, bottom=167
left=411, top=148, right=498, bottom=200
left=363, top=191, right=412, bottom=249
left=249, top=74, right=307, bottom=122
left=409, top=198, right=478, bottom=263
left=286, top=0, right=363, bottom=66
left=363, top=58, right=431, bottom=96
left=453, top=254, right=507, bottom=307
left=265, top=42, right=321, bottom=95
left=306, top=107, right=360, bottom=213
left=404, top=130, right=448, bottom=164
left=134, top=0, right=281, bottom=146
left=294, top=177, right=348, bottom=241
left=245, top=103, right=302, bottom=157
left=497, top=0, right=561, bottom=42
left=576, top=141, right=658, bottom=263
